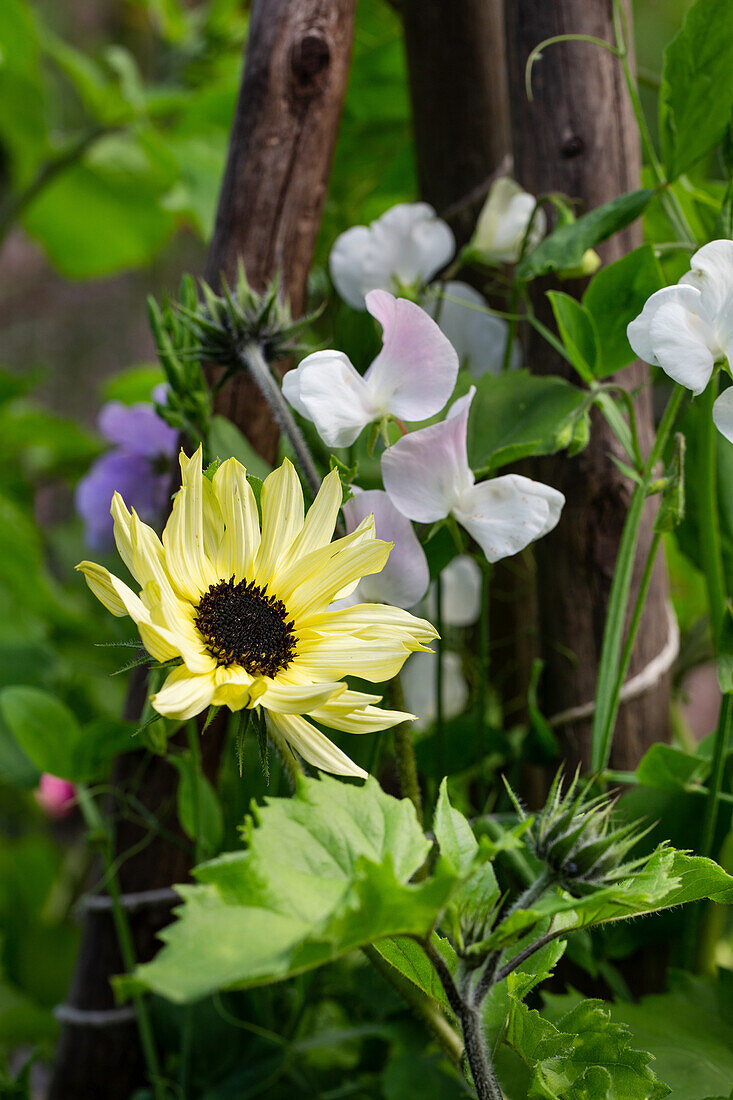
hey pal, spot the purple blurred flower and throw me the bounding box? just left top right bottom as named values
left=35, top=774, right=76, bottom=818
left=76, top=389, right=177, bottom=549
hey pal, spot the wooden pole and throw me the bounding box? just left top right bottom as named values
left=502, top=0, right=670, bottom=772
left=49, top=3, right=355, bottom=1095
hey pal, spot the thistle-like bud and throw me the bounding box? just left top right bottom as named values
left=175, top=262, right=313, bottom=375
left=507, top=770, right=648, bottom=898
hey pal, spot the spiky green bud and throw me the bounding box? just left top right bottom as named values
left=506, top=770, right=649, bottom=898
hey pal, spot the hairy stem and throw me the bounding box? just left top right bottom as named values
left=362, top=944, right=463, bottom=1063
left=239, top=341, right=322, bottom=499
left=391, top=675, right=423, bottom=825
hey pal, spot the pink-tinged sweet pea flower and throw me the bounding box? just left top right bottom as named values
left=341, top=489, right=429, bottom=609
left=283, top=290, right=459, bottom=448
left=35, top=774, right=76, bottom=818
left=627, top=240, right=733, bottom=400
left=329, top=202, right=456, bottom=310
left=381, top=387, right=565, bottom=563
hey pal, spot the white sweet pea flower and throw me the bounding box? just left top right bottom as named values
left=471, top=177, right=546, bottom=265
left=627, top=240, right=733, bottom=397
left=381, top=387, right=564, bottom=563
left=283, top=290, right=459, bottom=448
left=424, top=280, right=521, bottom=375
left=427, top=554, right=483, bottom=627
left=401, top=649, right=468, bottom=731
left=342, top=489, right=429, bottom=609
left=330, top=202, right=456, bottom=310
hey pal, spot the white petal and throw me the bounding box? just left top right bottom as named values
left=381, top=388, right=476, bottom=523
left=681, top=240, right=733, bottom=331
left=648, top=290, right=717, bottom=394
left=343, top=488, right=429, bottom=609
left=268, top=711, right=367, bottom=778
left=363, top=290, right=459, bottom=421
left=282, top=351, right=376, bottom=448
left=473, top=178, right=545, bottom=264
left=329, top=225, right=379, bottom=309
left=427, top=554, right=483, bottom=627
left=424, top=281, right=520, bottom=376
left=401, top=649, right=468, bottom=732
left=454, top=473, right=564, bottom=563
left=713, top=387, right=733, bottom=445
left=328, top=203, right=455, bottom=311
left=628, top=284, right=717, bottom=392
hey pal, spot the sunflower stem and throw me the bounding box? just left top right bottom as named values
left=362, top=944, right=463, bottom=1064
left=265, top=713, right=304, bottom=791
left=75, top=786, right=165, bottom=1100
left=239, top=341, right=322, bottom=499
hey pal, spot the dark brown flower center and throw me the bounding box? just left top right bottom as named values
left=194, top=577, right=296, bottom=677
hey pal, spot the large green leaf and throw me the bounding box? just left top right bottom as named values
left=659, top=0, right=733, bottom=179
left=171, top=751, right=225, bottom=860
left=22, top=133, right=177, bottom=278
left=583, top=246, right=665, bottom=377
left=467, top=370, right=587, bottom=472
left=543, top=972, right=733, bottom=1100
left=546, top=292, right=599, bottom=382
left=516, top=191, right=654, bottom=281
left=0, top=0, right=48, bottom=186
left=118, top=776, right=459, bottom=1004
left=0, top=687, right=135, bottom=782
left=503, top=998, right=670, bottom=1100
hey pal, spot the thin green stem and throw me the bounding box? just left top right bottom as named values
left=601, top=531, right=662, bottom=756
left=75, top=787, right=165, bottom=1100
left=391, top=675, right=423, bottom=825
left=185, top=721, right=203, bottom=864
left=590, top=385, right=685, bottom=772
left=699, top=378, right=726, bottom=647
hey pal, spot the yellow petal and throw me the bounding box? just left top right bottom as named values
left=110, top=493, right=136, bottom=579
left=279, top=525, right=391, bottom=620
left=268, top=711, right=367, bottom=778
left=311, top=703, right=414, bottom=734
left=76, top=562, right=179, bottom=663
left=274, top=468, right=342, bottom=579
left=258, top=679, right=346, bottom=714
left=303, top=602, right=438, bottom=645
left=151, top=665, right=217, bottom=720
left=162, top=447, right=219, bottom=601
left=293, top=635, right=416, bottom=682
left=253, top=459, right=304, bottom=585
left=212, top=458, right=261, bottom=581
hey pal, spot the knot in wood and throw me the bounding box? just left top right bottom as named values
left=290, top=32, right=331, bottom=96
left=561, top=131, right=584, bottom=158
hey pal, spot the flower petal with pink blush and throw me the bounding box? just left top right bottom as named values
left=453, top=474, right=564, bottom=563
left=343, top=489, right=429, bottom=609
left=381, top=388, right=476, bottom=523
left=363, top=291, right=459, bottom=421
left=282, top=351, right=377, bottom=447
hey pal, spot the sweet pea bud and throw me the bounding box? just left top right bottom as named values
left=558, top=248, right=602, bottom=280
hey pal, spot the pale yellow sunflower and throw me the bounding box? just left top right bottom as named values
left=77, top=447, right=436, bottom=778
